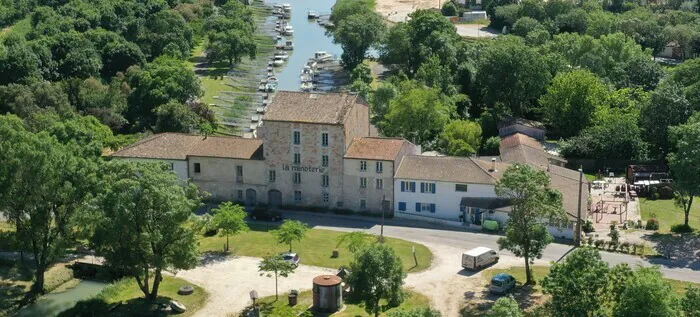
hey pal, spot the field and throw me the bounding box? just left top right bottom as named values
left=254, top=289, right=429, bottom=317
left=640, top=197, right=700, bottom=232
left=197, top=223, right=433, bottom=272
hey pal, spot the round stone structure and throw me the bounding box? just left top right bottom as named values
left=312, top=275, right=343, bottom=312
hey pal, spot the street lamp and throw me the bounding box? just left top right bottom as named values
left=250, top=290, right=259, bottom=317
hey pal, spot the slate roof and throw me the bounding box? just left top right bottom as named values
left=264, top=91, right=368, bottom=124
left=344, top=137, right=413, bottom=161
left=111, top=133, right=263, bottom=160
left=394, top=156, right=500, bottom=184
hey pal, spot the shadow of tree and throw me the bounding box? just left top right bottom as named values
left=643, top=232, right=700, bottom=269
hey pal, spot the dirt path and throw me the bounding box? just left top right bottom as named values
left=376, top=0, right=441, bottom=23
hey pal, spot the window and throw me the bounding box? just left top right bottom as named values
left=293, top=130, right=301, bottom=145
left=236, top=165, right=243, bottom=183
left=421, top=182, right=436, bottom=194
left=169, top=163, right=174, bottom=170
left=360, top=177, right=367, bottom=188
left=360, top=160, right=367, bottom=172
left=360, top=199, right=367, bottom=209
left=398, top=202, right=406, bottom=211
left=294, top=153, right=301, bottom=165
left=194, top=163, right=201, bottom=173
left=336, top=201, right=343, bottom=208
left=323, top=192, right=329, bottom=203
left=322, top=155, right=329, bottom=167
left=321, top=133, right=329, bottom=147
left=322, top=174, right=329, bottom=187
left=376, top=161, right=383, bottom=173
left=294, top=190, right=301, bottom=203
left=293, top=172, right=301, bottom=184
left=237, top=190, right=243, bottom=200
left=269, top=170, right=276, bottom=183
left=415, top=203, right=436, bottom=213
left=400, top=181, right=416, bottom=192
left=376, top=178, right=383, bottom=189
left=455, top=184, right=468, bottom=192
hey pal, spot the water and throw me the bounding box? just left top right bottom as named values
left=16, top=280, right=107, bottom=317
left=267, top=0, right=343, bottom=91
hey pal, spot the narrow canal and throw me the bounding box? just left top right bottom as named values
left=267, top=0, right=343, bottom=91
left=16, top=280, right=107, bottom=317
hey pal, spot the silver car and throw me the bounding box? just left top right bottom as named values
left=282, top=252, right=300, bottom=268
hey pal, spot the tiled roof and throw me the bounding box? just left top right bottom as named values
left=394, top=156, right=500, bottom=185
left=499, top=133, right=566, bottom=168
left=111, top=133, right=263, bottom=160
left=344, top=137, right=411, bottom=161
left=264, top=91, right=367, bottom=124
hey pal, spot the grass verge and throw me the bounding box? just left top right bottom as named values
left=640, top=197, right=700, bottom=233
left=197, top=223, right=433, bottom=272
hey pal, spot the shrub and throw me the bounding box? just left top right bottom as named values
left=620, top=241, right=631, bottom=253
left=646, top=218, right=660, bottom=230
left=482, top=136, right=500, bottom=155
left=671, top=224, right=693, bottom=233
left=441, top=1, right=458, bottom=16
left=594, top=239, right=605, bottom=249
left=659, top=186, right=674, bottom=199
left=609, top=226, right=620, bottom=245
left=583, top=219, right=595, bottom=233
left=587, top=237, right=594, bottom=246
left=608, top=241, right=618, bottom=251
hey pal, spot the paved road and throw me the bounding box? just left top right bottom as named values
left=282, top=211, right=700, bottom=283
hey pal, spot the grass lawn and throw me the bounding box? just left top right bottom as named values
left=640, top=197, right=700, bottom=233
left=255, top=289, right=429, bottom=317
left=187, top=40, right=232, bottom=106
left=0, top=16, right=31, bottom=39
left=61, top=276, right=208, bottom=317
left=197, top=223, right=433, bottom=272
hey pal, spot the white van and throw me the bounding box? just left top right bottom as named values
left=462, top=247, right=499, bottom=270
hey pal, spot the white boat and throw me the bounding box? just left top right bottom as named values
left=273, top=4, right=283, bottom=9
left=267, top=76, right=279, bottom=83
left=313, top=51, right=334, bottom=63
left=302, top=64, right=315, bottom=75
left=266, top=83, right=277, bottom=92
left=283, top=3, right=291, bottom=11
left=274, top=51, right=289, bottom=60
left=283, top=40, right=294, bottom=50
left=301, top=73, right=313, bottom=83
left=308, top=10, right=319, bottom=19
left=300, top=82, right=313, bottom=91
left=306, top=60, right=318, bottom=69
left=273, top=57, right=284, bottom=66
left=284, top=25, right=294, bottom=36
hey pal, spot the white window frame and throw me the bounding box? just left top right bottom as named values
left=376, top=161, right=383, bottom=173
left=293, top=172, right=301, bottom=184
left=322, top=155, right=329, bottom=167
left=294, top=190, right=302, bottom=202
left=322, top=174, right=329, bottom=187
left=269, top=170, right=276, bottom=183
left=360, top=177, right=367, bottom=188
left=360, top=160, right=367, bottom=172
left=293, top=130, right=301, bottom=145
left=321, top=133, right=329, bottom=147
left=376, top=178, right=383, bottom=189
left=294, top=153, right=301, bottom=165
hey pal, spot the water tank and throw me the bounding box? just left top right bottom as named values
left=312, top=275, right=343, bottom=312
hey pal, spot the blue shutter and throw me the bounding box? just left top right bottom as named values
left=401, top=181, right=405, bottom=192
left=432, top=183, right=436, bottom=194
left=420, top=182, right=425, bottom=193
left=430, top=204, right=436, bottom=213
left=415, top=203, right=420, bottom=212
left=398, top=202, right=406, bottom=211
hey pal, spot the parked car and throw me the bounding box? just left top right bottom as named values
left=461, top=247, right=499, bottom=270
left=251, top=208, right=282, bottom=221
left=489, top=273, right=516, bottom=294
left=281, top=252, right=300, bottom=267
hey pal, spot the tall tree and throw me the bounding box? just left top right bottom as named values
left=541, top=248, right=610, bottom=316
left=271, top=220, right=309, bottom=252
left=0, top=115, right=98, bottom=293
left=154, top=100, right=199, bottom=133
left=614, top=267, right=679, bottom=317
left=212, top=201, right=249, bottom=252
left=683, top=286, right=700, bottom=317
left=258, top=254, right=296, bottom=300
left=640, top=81, right=693, bottom=157
left=667, top=117, right=700, bottom=229
left=91, top=160, right=201, bottom=301
left=336, top=231, right=374, bottom=253
left=539, top=69, right=607, bottom=138
left=439, top=120, right=482, bottom=156
left=496, top=164, right=565, bottom=285
left=138, top=9, right=195, bottom=58
left=333, top=12, right=385, bottom=70
left=347, top=244, right=407, bottom=317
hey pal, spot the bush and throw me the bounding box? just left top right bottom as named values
left=441, top=1, right=458, bottom=16
left=587, top=237, right=594, bottom=246
left=671, top=224, right=693, bottom=233
left=659, top=186, right=674, bottom=199
left=482, top=136, right=501, bottom=156
left=608, top=241, right=618, bottom=251
left=594, top=239, right=605, bottom=249
left=646, top=218, right=660, bottom=230
left=620, top=241, right=631, bottom=253
left=582, top=219, right=595, bottom=233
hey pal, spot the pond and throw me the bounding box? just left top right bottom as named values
left=16, top=280, right=107, bottom=317
left=267, top=0, right=343, bottom=91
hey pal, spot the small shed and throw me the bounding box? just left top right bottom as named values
left=312, top=275, right=343, bottom=312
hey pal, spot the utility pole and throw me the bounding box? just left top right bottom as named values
left=380, top=195, right=385, bottom=243
left=576, top=167, right=584, bottom=247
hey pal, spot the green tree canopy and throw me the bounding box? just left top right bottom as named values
left=667, top=117, right=700, bottom=228
left=258, top=254, right=296, bottom=300
left=347, top=244, right=407, bottom=317
left=487, top=295, right=522, bottom=317
left=614, top=267, right=679, bottom=317
left=272, top=220, right=309, bottom=252
left=333, top=11, right=385, bottom=70
left=683, top=286, right=700, bottom=317
left=212, top=202, right=249, bottom=252
left=154, top=100, right=199, bottom=133
left=640, top=81, right=693, bottom=157
left=91, top=160, right=201, bottom=301
left=336, top=231, right=374, bottom=253
left=439, top=120, right=482, bottom=156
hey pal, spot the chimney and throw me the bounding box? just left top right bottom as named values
left=490, top=158, right=496, bottom=172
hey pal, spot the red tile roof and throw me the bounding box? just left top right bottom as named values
left=111, top=133, right=263, bottom=160
left=344, top=137, right=412, bottom=161
left=264, top=91, right=368, bottom=124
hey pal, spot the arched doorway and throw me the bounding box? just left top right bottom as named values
left=245, top=189, right=257, bottom=206
left=268, top=189, right=282, bottom=207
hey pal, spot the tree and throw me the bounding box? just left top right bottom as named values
left=329, top=0, right=373, bottom=24
left=539, top=69, right=607, bottom=138
left=496, top=164, right=565, bottom=285
left=258, top=254, right=296, bottom=300
left=640, top=81, right=693, bottom=157
left=475, top=36, right=552, bottom=116
left=0, top=82, right=74, bottom=119
left=683, top=286, right=700, bottom=317
left=101, top=40, right=146, bottom=78
left=0, top=35, right=41, bottom=85
left=439, top=120, right=482, bottom=156
left=206, top=28, right=256, bottom=66
left=347, top=244, right=406, bottom=317
left=614, top=267, right=679, bottom=317
left=389, top=308, right=442, bottom=317
left=487, top=295, right=522, bottom=317
left=155, top=100, right=199, bottom=133
left=336, top=231, right=374, bottom=253
left=512, top=17, right=543, bottom=37
left=333, top=12, right=385, bottom=70
left=667, top=119, right=700, bottom=229
left=73, top=77, right=128, bottom=131
left=212, top=202, right=249, bottom=252
left=138, top=9, right=194, bottom=58
left=555, top=8, right=589, bottom=34
left=0, top=115, right=98, bottom=293
left=350, top=63, right=373, bottom=85
left=382, top=85, right=454, bottom=148
left=441, top=2, right=457, bottom=16
left=91, top=160, right=201, bottom=301
left=541, top=248, right=610, bottom=316
left=272, top=220, right=309, bottom=252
